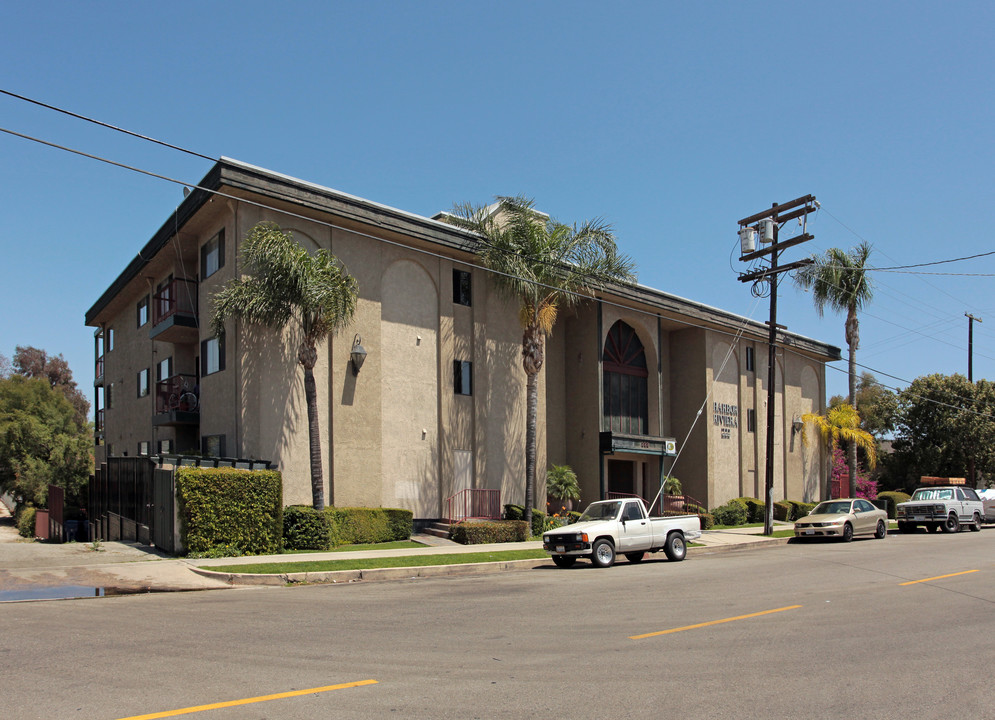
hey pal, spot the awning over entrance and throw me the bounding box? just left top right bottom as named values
left=599, top=431, right=677, bottom=457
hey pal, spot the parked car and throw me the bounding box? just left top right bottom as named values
left=896, top=485, right=985, bottom=533
left=793, top=498, right=888, bottom=542
left=542, top=497, right=700, bottom=568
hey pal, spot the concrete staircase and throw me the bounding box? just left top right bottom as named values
left=421, top=521, right=451, bottom=539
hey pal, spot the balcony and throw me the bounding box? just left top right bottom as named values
left=95, top=408, right=105, bottom=436
left=153, top=374, right=200, bottom=427
left=95, top=355, right=104, bottom=386
left=150, top=278, right=198, bottom=344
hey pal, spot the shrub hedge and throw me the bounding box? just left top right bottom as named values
left=734, top=497, right=765, bottom=523
left=712, top=499, right=748, bottom=526
left=325, top=507, right=414, bottom=546
left=789, top=501, right=817, bottom=520
left=450, top=520, right=529, bottom=544
left=17, top=506, right=36, bottom=538
left=877, top=491, right=911, bottom=519
left=773, top=501, right=791, bottom=522
left=283, top=505, right=331, bottom=551
left=503, top=504, right=546, bottom=537
left=176, top=468, right=283, bottom=556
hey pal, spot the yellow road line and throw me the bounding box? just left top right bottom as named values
left=116, top=679, right=378, bottom=720
left=629, top=605, right=802, bottom=640
left=900, top=569, right=979, bottom=586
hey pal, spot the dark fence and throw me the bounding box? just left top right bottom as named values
left=90, top=457, right=158, bottom=548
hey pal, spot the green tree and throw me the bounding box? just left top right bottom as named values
left=829, top=372, right=897, bottom=439
left=13, top=346, right=90, bottom=426
left=545, top=464, right=581, bottom=512
left=211, top=222, right=358, bottom=510
left=887, top=374, right=995, bottom=491
left=0, top=375, right=92, bottom=506
left=445, top=196, right=636, bottom=527
left=795, top=241, right=874, bottom=495
left=802, top=403, right=877, bottom=498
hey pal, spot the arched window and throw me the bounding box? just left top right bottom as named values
left=603, top=321, right=648, bottom=434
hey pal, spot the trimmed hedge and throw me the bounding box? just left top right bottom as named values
left=877, top=491, right=911, bottom=519
left=450, top=520, right=529, bottom=544
left=734, top=497, right=765, bottom=523
left=283, top=505, right=331, bottom=551
left=789, top=501, right=817, bottom=520
left=503, top=504, right=546, bottom=537
left=176, top=468, right=283, bottom=556
left=325, top=507, right=414, bottom=545
left=712, top=499, right=748, bottom=526
left=773, top=501, right=791, bottom=522
left=17, top=506, right=36, bottom=538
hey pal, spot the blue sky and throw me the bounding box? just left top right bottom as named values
left=1, top=1, right=993, bottom=406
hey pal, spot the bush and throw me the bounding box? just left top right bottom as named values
left=773, top=501, right=791, bottom=522
left=789, top=501, right=817, bottom=520
left=322, top=507, right=414, bottom=546
left=697, top=511, right=714, bottom=530
left=450, top=520, right=529, bottom=544
left=734, top=497, right=765, bottom=523
left=877, top=491, right=911, bottom=519
left=17, top=506, right=36, bottom=538
left=503, top=504, right=545, bottom=537
left=712, top=499, right=748, bottom=526
left=176, top=468, right=283, bottom=556
left=283, top=505, right=331, bottom=551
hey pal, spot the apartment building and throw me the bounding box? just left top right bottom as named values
left=85, top=158, right=840, bottom=518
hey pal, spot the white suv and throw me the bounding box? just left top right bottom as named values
left=896, top=486, right=985, bottom=534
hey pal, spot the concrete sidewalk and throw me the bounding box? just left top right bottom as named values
left=1, top=500, right=791, bottom=596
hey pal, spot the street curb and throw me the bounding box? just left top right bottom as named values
left=190, top=538, right=790, bottom=587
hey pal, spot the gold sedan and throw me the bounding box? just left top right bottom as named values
left=793, top=498, right=888, bottom=542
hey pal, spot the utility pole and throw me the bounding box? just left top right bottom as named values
left=966, top=312, right=982, bottom=486
left=737, top=195, right=817, bottom=535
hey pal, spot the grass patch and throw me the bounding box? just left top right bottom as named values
left=282, top=541, right=426, bottom=554
left=204, top=549, right=548, bottom=574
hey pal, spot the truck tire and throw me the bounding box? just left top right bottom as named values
left=624, top=552, right=645, bottom=564
left=841, top=523, right=853, bottom=542
left=663, top=532, right=687, bottom=561
left=591, top=539, right=615, bottom=568
left=552, top=555, right=577, bottom=568
left=875, top=520, right=887, bottom=539
left=970, top=513, right=983, bottom=532
left=942, top=513, right=959, bottom=533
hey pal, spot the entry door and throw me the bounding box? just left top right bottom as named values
left=608, top=460, right=634, bottom=495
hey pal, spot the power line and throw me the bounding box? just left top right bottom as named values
left=0, top=88, right=217, bottom=162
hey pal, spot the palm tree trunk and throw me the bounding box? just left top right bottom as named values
left=524, top=369, right=538, bottom=530
left=847, top=337, right=858, bottom=497
left=301, top=348, right=325, bottom=511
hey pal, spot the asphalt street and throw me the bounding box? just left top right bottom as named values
left=2, top=528, right=993, bottom=720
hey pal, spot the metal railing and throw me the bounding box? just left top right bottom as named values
left=447, top=488, right=501, bottom=524
left=152, top=278, right=198, bottom=325
left=155, top=374, right=199, bottom=414
left=606, top=491, right=705, bottom=516
left=95, top=354, right=104, bottom=382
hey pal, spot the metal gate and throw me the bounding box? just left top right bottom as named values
left=152, top=467, right=176, bottom=554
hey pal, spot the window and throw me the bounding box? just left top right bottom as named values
left=454, top=360, right=473, bottom=395
left=157, top=356, right=173, bottom=382
left=157, top=439, right=173, bottom=454
left=201, top=337, right=225, bottom=376
left=107, top=328, right=115, bottom=351
left=137, top=368, right=150, bottom=398
left=746, top=346, right=755, bottom=373
left=201, top=229, right=225, bottom=279
left=106, top=383, right=114, bottom=409
left=747, top=408, right=756, bottom=433
left=602, top=321, right=648, bottom=435
left=453, top=269, right=472, bottom=306
left=137, top=296, right=149, bottom=327
left=202, top=434, right=226, bottom=457
left=138, top=441, right=150, bottom=456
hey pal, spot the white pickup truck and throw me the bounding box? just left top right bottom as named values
left=896, top=485, right=985, bottom=533
left=542, top=497, right=701, bottom=568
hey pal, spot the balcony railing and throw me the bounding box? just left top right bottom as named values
left=95, top=355, right=104, bottom=384
left=152, top=278, right=198, bottom=325
left=95, top=408, right=105, bottom=433
left=447, top=488, right=501, bottom=524
left=155, top=374, right=199, bottom=414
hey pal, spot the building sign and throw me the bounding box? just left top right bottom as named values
left=599, top=432, right=677, bottom=456
left=713, top=402, right=738, bottom=440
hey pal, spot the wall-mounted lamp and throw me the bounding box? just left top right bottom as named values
left=791, top=416, right=805, bottom=436
left=350, top=334, right=367, bottom=375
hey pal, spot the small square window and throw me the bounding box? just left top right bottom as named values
left=106, top=383, right=115, bottom=409
left=746, top=346, right=755, bottom=373
left=454, top=360, right=473, bottom=395
left=138, top=441, right=150, bottom=456
left=201, top=337, right=225, bottom=376
left=137, top=296, right=149, bottom=327
left=157, top=439, right=173, bottom=454
left=137, top=368, right=150, bottom=398
left=107, top=328, right=115, bottom=351
left=453, top=269, right=472, bottom=306
left=157, top=356, right=173, bottom=382
left=202, top=434, right=226, bottom=457
left=201, top=229, right=225, bottom=280
left=747, top=408, right=756, bottom=433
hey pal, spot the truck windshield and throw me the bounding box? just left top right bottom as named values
left=911, top=489, right=953, bottom=501
left=579, top=502, right=621, bottom=522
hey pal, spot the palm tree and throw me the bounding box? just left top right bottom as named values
left=445, top=196, right=636, bottom=528
left=801, top=403, right=877, bottom=498
left=795, top=241, right=874, bottom=496
left=211, top=222, right=358, bottom=510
